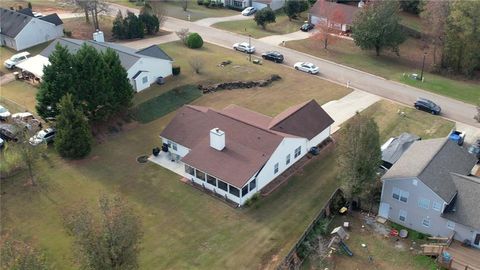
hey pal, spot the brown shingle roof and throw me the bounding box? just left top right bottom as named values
left=269, top=100, right=334, bottom=140
left=310, top=0, right=359, bottom=25
left=160, top=101, right=333, bottom=187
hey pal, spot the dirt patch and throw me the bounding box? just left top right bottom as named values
left=198, top=74, right=282, bottom=93
left=63, top=16, right=114, bottom=41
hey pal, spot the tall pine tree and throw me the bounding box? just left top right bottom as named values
left=103, top=48, right=134, bottom=113
left=36, top=43, right=73, bottom=120
left=55, top=94, right=92, bottom=159
left=337, top=113, right=381, bottom=204
left=73, top=44, right=111, bottom=121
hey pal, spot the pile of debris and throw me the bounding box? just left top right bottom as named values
left=198, top=74, right=281, bottom=93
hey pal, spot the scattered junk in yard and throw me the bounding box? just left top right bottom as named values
left=329, top=226, right=354, bottom=257
left=448, top=129, right=466, bottom=146
left=136, top=155, right=149, bottom=163
left=218, top=60, right=232, bottom=67
left=198, top=74, right=282, bottom=93
left=252, top=59, right=262, bottom=65
left=399, top=229, right=408, bottom=238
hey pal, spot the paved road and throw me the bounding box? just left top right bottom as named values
left=107, top=3, right=478, bottom=127
left=194, top=14, right=252, bottom=27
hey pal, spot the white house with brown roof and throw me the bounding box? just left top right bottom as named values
left=158, top=100, right=333, bottom=205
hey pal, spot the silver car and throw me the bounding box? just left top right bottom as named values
left=29, top=128, right=56, bottom=146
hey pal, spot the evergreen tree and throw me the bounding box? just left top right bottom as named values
left=139, top=13, right=159, bottom=35
left=103, top=48, right=134, bottom=113
left=352, top=1, right=406, bottom=56
left=284, top=0, right=309, bottom=20
left=337, top=113, right=381, bottom=204
left=254, top=8, right=276, bottom=29
left=125, top=12, right=145, bottom=39
left=72, top=44, right=111, bottom=121
left=36, top=43, right=73, bottom=120
left=112, top=10, right=125, bottom=39
left=55, top=94, right=92, bottom=159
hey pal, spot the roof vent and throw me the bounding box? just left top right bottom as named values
left=210, top=128, right=225, bottom=151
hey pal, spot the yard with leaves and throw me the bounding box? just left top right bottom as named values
left=0, top=41, right=454, bottom=269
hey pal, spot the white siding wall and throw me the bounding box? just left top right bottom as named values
left=15, top=20, right=63, bottom=51
left=127, top=58, right=172, bottom=92
left=1, top=35, right=16, bottom=49
left=307, top=126, right=331, bottom=149
left=256, top=137, right=307, bottom=190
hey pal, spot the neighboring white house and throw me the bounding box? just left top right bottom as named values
left=0, top=8, right=64, bottom=51
left=35, top=37, right=173, bottom=92
left=379, top=137, right=480, bottom=248
left=158, top=100, right=334, bottom=205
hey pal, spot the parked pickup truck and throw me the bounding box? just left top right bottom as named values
left=449, top=130, right=465, bottom=146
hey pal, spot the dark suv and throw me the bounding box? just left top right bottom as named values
left=261, top=51, right=284, bottom=63
left=414, top=98, right=441, bottom=115
left=300, top=23, right=314, bottom=32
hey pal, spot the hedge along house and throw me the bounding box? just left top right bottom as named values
left=158, top=100, right=334, bottom=206
left=39, top=37, right=173, bottom=92
left=0, top=8, right=64, bottom=51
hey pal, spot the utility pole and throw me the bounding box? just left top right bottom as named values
left=249, top=34, right=252, bottom=62
left=420, top=52, right=426, bottom=81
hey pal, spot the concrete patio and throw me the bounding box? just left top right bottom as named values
left=148, top=151, right=185, bottom=177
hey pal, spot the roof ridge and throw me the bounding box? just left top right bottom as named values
left=86, top=40, right=141, bottom=59
left=451, top=172, right=480, bottom=185
left=268, top=99, right=314, bottom=129
left=417, top=137, right=450, bottom=179
left=214, top=108, right=283, bottom=138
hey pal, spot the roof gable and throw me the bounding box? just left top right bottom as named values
left=0, top=8, right=33, bottom=38
left=383, top=138, right=477, bottom=201
left=136, top=45, right=172, bottom=61
left=269, top=99, right=334, bottom=139
left=39, top=13, right=63, bottom=26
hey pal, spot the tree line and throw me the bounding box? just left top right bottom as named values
left=351, top=0, right=480, bottom=77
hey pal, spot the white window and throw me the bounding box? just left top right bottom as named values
left=274, top=163, right=279, bottom=174
left=142, top=76, right=148, bottom=84
left=294, top=146, right=301, bottom=158
left=400, top=191, right=409, bottom=203
left=392, top=187, right=400, bottom=200
left=286, top=154, right=291, bottom=165
left=422, top=218, right=431, bottom=228
left=432, top=201, right=442, bottom=212
left=446, top=221, right=455, bottom=230
left=171, top=142, right=177, bottom=151
left=399, top=210, right=407, bottom=222
left=418, top=198, right=430, bottom=209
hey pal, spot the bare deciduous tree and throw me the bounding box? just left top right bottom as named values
left=176, top=28, right=190, bottom=45
left=420, top=0, right=450, bottom=68
left=311, top=3, right=345, bottom=50
left=189, top=57, right=204, bottom=74
left=0, top=234, right=48, bottom=270
left=144, top=0, right=167, bottom=28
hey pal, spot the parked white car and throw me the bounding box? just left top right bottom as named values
left=0, top=105, right=11, bottom=120
left=294, top=62, right=319, bottom=74
left=29, top=128, right=56, bottom=146
left=233, top=42, right=255, bottom=54
left=4, top=52, right=30, bottom=69
left=241, top=7, right=256, bottom=16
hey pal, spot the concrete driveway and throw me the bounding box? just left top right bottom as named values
left=322, top=90, right=381, bottom=133
left=258, top=30, right=311, bottom=46
left=195, top=14, right=252, bottom=27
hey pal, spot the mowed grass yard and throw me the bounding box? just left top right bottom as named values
left=212, top=12, right=306, bottom=39
left=286, top=37, right=480, bottom=104
left=1, top=41, right=350, bottom=269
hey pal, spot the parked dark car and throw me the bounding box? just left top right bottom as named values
left=0, top=124, right=19, bottom=142
left=261, top=51, right=284, bottom=63
left=300, top=23, right=314, bottom=32
left=414, top=98, right=441, bottom=115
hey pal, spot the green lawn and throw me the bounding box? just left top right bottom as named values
left=359, top=100, right=454, bottom=142
left=285, top=37, right=480, bottom=104
left=0, top=80, right=38, bottom=113
left=113, top=0, right=238, bottom=21
left=399, top=11, right=423, bottom=32
left=212, top=12, right=305, bottom=39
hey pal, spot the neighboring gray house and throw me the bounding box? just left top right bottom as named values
left=0, top=8, right=63, bottom=51
left=381, top=132, right=420, bottom=169
left=379, top=137, right=480, bottom=248
left=224, top=0, right=284, bottom=11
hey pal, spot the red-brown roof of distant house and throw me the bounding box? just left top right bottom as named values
left=269, top=100, right=334, bottom=140
left=310, top=0, right=360, bottom=25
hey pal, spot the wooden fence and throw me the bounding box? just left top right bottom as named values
left=277, top=188, right=344, bottom=270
